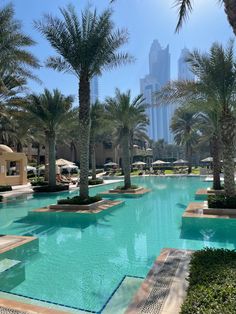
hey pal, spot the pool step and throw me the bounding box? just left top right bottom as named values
left=0, top=258, right=25, bottom=291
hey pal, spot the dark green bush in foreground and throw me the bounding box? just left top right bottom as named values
left=0, top=195, right=3, bottom=202
left=58, top=195, right=102, bottom=205
left=31, top=177, right=49, bottom=186
left=33, top=185, right=69, bottom=193
left=88, top=178, right=104, bottom=185
left=0, top=185, right=12, bottom=192
left=208, top=194, right=236, bottom=209
left=181, top=248, right=236, bottom=314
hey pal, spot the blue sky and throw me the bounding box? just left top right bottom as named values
left=4, top=0, right=234, bottom=101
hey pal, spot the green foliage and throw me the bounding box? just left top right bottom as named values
left=181, top=248, right=236, bottom=314
left=0, top=185, right=12, bottom=192
left=58, top=195, right=102, bottom=205
left=88, top=179, right=104, bottom=185
left=33, top=185, right=69, bottom=193
left=0, top=195, right=3, bottom=202
left=115, top=185, right=139, bottom=190
left=31, top=178, right=49, bottom=186
left=208, top=194, right=236, bottom=209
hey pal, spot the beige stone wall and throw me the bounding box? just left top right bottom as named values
left=0, top=152, right=27, bottom=185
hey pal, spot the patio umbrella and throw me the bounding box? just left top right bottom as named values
left=173, top=159, right=188, bottom=164
left=104, top=162, right=118, bottom=167
left=132, top=161, right=147, bottom=166
left=152, top=160, right=169, bottom=165
left=201, top=157, right=213, bottom=162
left=56, top=158, right=75, bottom=166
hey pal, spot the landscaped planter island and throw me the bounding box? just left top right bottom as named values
left=99, top=185, right=150, bottom=198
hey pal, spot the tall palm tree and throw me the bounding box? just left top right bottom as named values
left=171, top=104, right=199, bottom=174
left=105, top=89, right=148, bottom=189
left=175, top=0, right=236, bottom=35
left=0, top=3, right=39, bottom=83
left=35, top=6, right=132, bottom=198
left=157, top=41, right=236, bottom=196
left=25, top=89, right=74, bottom=186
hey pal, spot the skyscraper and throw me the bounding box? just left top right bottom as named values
left=178, top=48, right=195, bottom=81
left=90, top=75, right=99, bottom=104
left=140, top=40, right=171, bottom=142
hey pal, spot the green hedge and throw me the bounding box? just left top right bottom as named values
left=88, top=179, right=104, bottom=185
left=208, top=195, right=236, bottom=209
left=31, top=178, right=49, bottom=186
left=33, top=185, right=69, bottom=193
left=0, top=185, right=12, bottom=192
left=0, top=195, right=3, bottom=202
left=181, top=248, right=236, bottom=314
left=115, top=185, right=138, bottom=190
left=58, top=195, right=102, bottom=205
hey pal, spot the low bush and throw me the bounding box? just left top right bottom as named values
left=31, top=177, right=49, bottom=186
left=181, top=248, right=236, bottom=314
left=58, top=195, right=102, bottom=205
left=0, top=185, right=12, bottom=192
left=88, top=178, right=104, bottom=185
left=115, top=185, right=139, bottom=190
left=33, top=185, right=69, bottom=193
left=208, top=194, right=236, bottom=209
left=0, top=195, right=3, bottom=202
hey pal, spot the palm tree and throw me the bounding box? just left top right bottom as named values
left=0, top=3, right=39, bottom=82
left=171, top=104, right=199, bottom=174
left=175, top=0, right=236, bottom=35
left=105, top=89, right=148, bottom=189
left=25, top=89, right=74, bottom=186
left=35, top=6, right=132, bottom=198
left=157, top=41, right=236, bottom=196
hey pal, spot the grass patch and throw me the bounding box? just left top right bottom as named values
left=165, top=170, right=174, bottom=174
left=58, top=195, right=102, bottom=205
left=0, top=185, right=12, bottom=192
left=181, top=248, right=236, bottom=314
left=208, top=194, right=236, bottom=209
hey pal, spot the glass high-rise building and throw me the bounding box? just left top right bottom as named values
left=140, top=40, right=172, bottom=142
left=90, top=75, right=99, bottom=104
left=178, top=48, right=195, bottom=81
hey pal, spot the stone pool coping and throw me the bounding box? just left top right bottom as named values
left=0, top=235, right=37, bottom=255
left=33, top=199, right=124, bottom=214
left=125, top=248, right=193, bottom=314
left=0, top=298, right=69, bottom=314
left=183, top=202, right=236, bottom=219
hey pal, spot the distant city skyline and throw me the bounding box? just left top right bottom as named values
left=90, top=76, right=99, bottom=104
left=178, top=48, right=195, bottom=81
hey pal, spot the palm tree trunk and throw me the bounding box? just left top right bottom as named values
left=44, top=139, right=49, bottom=181
left=91, top=139, right=96, bottom=180
left=224, top=0, right=236, bottom=36
left=122, top=130, right=131, bottom=189
left=78, top=73, right=90, bottom=199
left=47, top=132, right=56, bottom=187
left=221, top=112, right=236, bottom=196
left=211, top=135, right=221, bottom=190
left=36, top=143, right=41, bottom=167
left=186, top=143, right=192, bottom=174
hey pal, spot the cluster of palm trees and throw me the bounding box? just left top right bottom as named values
left=0, top=3, right=149, bottom=197
left=159, top=40, right=236, bottom=197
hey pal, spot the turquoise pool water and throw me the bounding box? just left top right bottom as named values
left=0, top=177, right=236, bottom=313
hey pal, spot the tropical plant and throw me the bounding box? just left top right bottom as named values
left=105, top=89, right=148, bottom=189
left=156, top=41, right=236, bottom=196
left=175, top=0, right=236, bottom=35
left=171, top=104, right=200, bottom=173
left=25, top=89, right=74, bottom=187
left=35, top=6, right=132, bottom=198
left=0, top=3, right=39, bottom=83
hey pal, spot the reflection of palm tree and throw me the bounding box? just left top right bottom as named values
left=105, top=89, right=148, bottom=188
left=36, top=6, right=132, bottom=198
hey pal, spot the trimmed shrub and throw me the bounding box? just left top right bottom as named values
left=208, top=194, right=236, bottom=209
left=31, top=178, right=49, bottom=186
left=58, top=195, right=102, bottom=205
left=0, top=195, right=3, bottom=202
left=0, top=185, right=12, bottom=192
left=181, top=248, right=236, bottom=314
left=115, top=185, right=139, bottom=190
left=33, top=185, right=69, bottom=193
left=88, top=178, right=104, bottom=185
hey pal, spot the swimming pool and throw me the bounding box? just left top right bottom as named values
left=0, top=176, right=235, bottom=313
